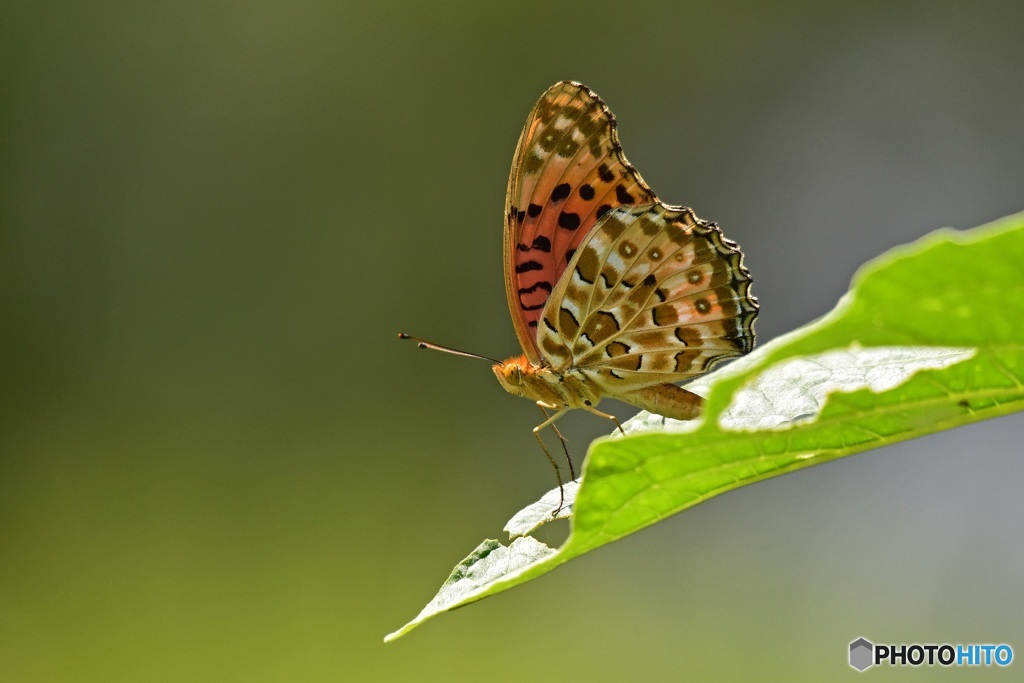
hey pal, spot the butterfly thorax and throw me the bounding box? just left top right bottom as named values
left=492, top=354, right=601, bottom=410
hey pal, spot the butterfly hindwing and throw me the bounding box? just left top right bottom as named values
left=536, top=204, right=757, bottom=392
left=503, top=81, right=657, bottom=363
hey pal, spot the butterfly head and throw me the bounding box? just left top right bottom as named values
left=492, top=355, right=532, bottom=397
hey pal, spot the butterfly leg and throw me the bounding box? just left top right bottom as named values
left=538, top=405, right=575, bottom=481
left=581, top=402, right=626, bottom=436
left=533, top=404, right=569, bottom=515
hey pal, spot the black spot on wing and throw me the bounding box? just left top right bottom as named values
left=558, top=212, right=581, bottom=230
left=579, top=184, right=595, bottom=200
left=531, top=236, right=551, bottom=252
left=616, top=185, right=635, bottom=204
left=515, top=261, right=543, bottom=273
left=551, top=183, right=571, bottom=202
left=527, top=203, right=542, bottom=218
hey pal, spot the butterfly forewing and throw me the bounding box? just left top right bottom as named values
left=536, top=204, right=757, bottom=393
left=504, top=81, right=658, bottom=363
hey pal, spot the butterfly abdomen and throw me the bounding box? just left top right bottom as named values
left=617, top=383, right=703, bottom=421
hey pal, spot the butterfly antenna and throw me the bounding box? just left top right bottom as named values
left=397, top=333, right=502, bottom=364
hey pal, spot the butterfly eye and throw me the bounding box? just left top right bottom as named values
left=506, top=365, right=523, bottom=385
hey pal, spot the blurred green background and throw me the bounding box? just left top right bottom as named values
left=2, top=1, right=1023, bottom=680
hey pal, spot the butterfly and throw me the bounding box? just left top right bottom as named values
left=402, top=81, right=757, bottom=506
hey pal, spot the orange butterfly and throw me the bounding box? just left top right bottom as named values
left=402, top=81, right=757, bottom=508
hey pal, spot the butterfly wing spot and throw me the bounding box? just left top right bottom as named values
left=598, top=164, right=614, bottom=182
left=639, top=217, right=662, bottom=238
left=558, top=212, right=581, bottom=230
left=618, top=241, right=637, bottom=258
left=616, top=186, right=635, bottom=204
left=668, top=227, right=692, bottom=247
left=675, top=327, right=699, bottom=346
left=515, top=260, right=543, bottom=274
left=674, top=350, right=699, bottom=373
left=551, top=183, right=571, bottom=202
left=607, top=353, right=643, bottom=371
left=579, top=184, right=595, bottom=200
left=651, top=304, right=679, bottom=326
left=606, top=341, right=631, bottom=357
left=645, top=353, right=671, bottom=372
left=531, top=236, right=552, bottom=252
left=559, top=307, right=581, bottom=338
left=581, top=311, right=620, bottom=347
left=557, top=137, right=580, bottom=158
left=541, top=331, right=570, bottom=362
left=596, top=204, right=612, bottom=218
left=632, top=330, right=671, bottom=348
left=694, top=298, right=712, bottom=314
left=573, top=246, right=600, bottom=284
left=527, top=203, right=542, bottom=218
left=600, top=212, right=630, bottom=240
left=523, top=152, right=544, bottom=174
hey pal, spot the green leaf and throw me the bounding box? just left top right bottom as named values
left=385, top=211, right=1024, bottom=642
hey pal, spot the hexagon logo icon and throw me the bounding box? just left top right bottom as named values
left=849, top=637, right=874, bottom=671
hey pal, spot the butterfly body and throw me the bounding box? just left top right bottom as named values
left=493, top=352, right=704, bottom=423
